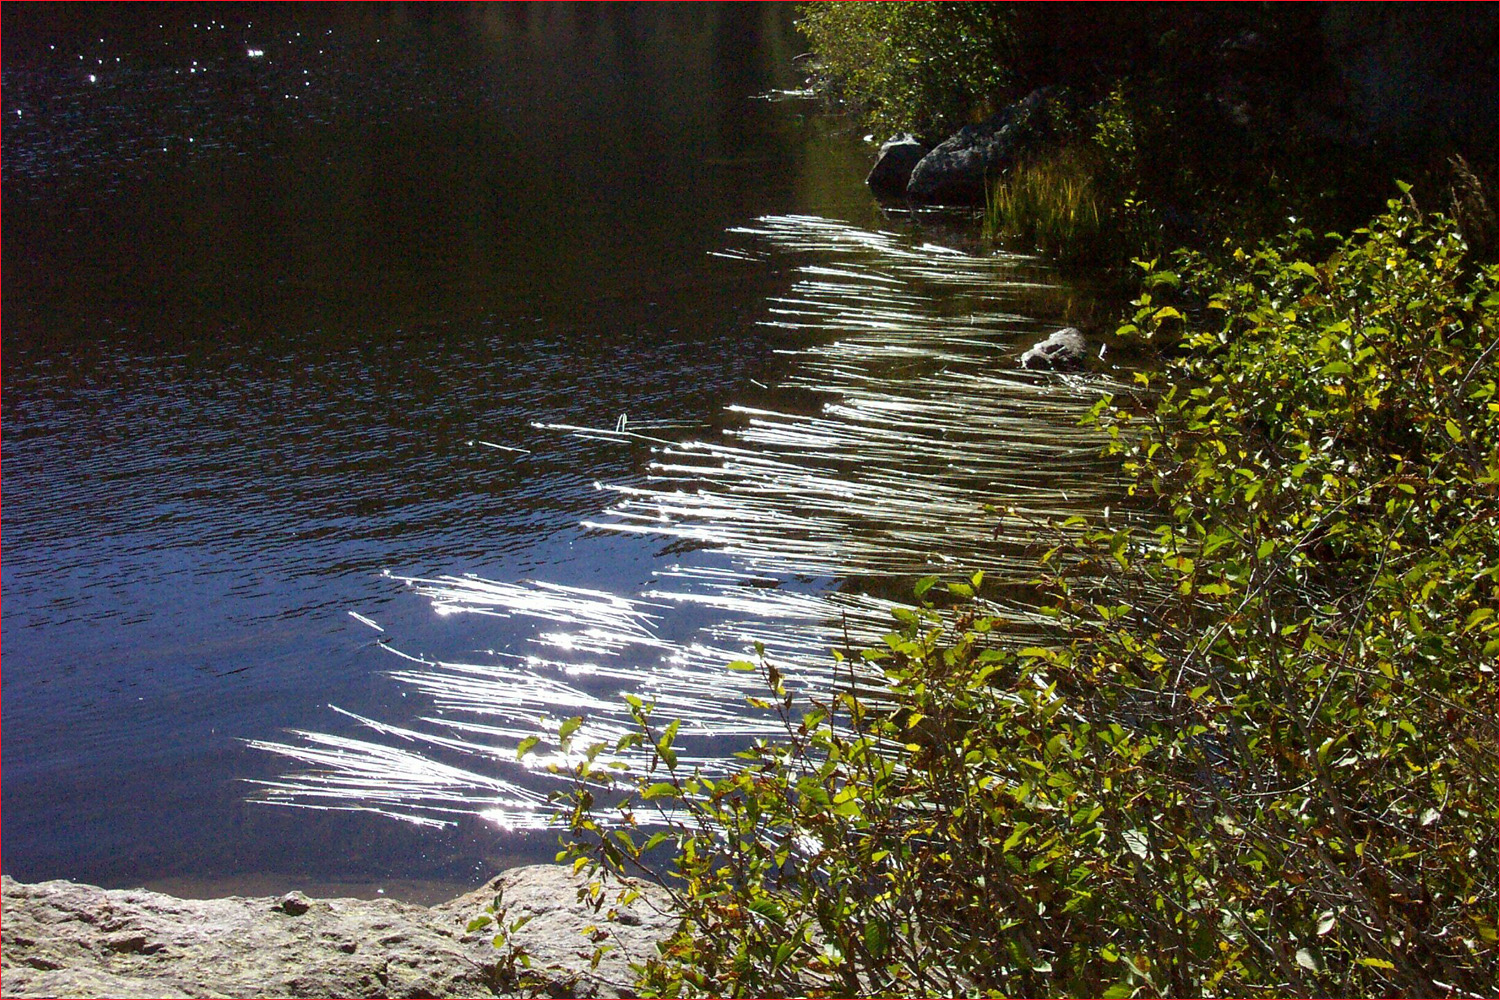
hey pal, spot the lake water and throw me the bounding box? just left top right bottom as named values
left=3, top=5, right=1123, bottom=903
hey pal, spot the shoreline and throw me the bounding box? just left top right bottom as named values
left=1, top=865, right=675, bottom=999
left=134, top=873, right=487, bottom=910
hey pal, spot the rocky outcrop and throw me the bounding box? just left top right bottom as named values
left=1, top=865, right=676, bottom=999
left=906, top=88, right=1070, bottom=205
left=865, top=134, right=931, bottom=199
left=1019, top=327, right=1088, bottom=371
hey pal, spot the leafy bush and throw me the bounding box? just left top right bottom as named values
left=552, top=198, right=1497, bottom=997
left=1075, top=193, right=1499, bottom=995
left=796, top=3, right=1018, bottom=138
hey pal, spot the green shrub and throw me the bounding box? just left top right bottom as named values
left=1075, top=192, right=1499, bottom=995
left=552, top=197, right=1498, bottom=997
left=796, top=2, right=1018, bottom=138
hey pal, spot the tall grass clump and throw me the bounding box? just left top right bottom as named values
left=984, top=87, right=1166, bottom=265
left=544, top=193, right=1497, bottom=998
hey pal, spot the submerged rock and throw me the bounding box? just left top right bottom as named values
left=907, top=88, right=1070, bottom=205
left=865, top=134, right=931, bottom=199
left=1, top=865, right=675, bottom=999
left=1019, top=327, right=1089, bottom=371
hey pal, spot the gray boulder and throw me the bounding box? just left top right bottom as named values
left=865, top=134, right=931, bottom=199
left=1020, top=327, right=1088, bottom=371
left=907, top=88, right=1068, bottom=205
left=1, top=866, right=676, bottom=999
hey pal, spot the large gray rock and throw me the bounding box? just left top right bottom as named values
left=907, top=88, right=1068, bottom=205
left=865, top=134, right=931, bottom=199
left=1, top=866, right=676, bottom=999
left=1019, top=327, right=1089, bottom=371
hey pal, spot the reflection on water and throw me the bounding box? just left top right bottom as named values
left=251, top=215, right=1129, bottom=830
left=3, top=5, right=1125, bottom=899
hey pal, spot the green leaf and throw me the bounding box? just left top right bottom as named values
left=558, top=716, right=583, bottom=742
left=656, top=719, right=680, bottom=769
left=1356, top=956, right=1396, bottom=970
left=1444, top=419, right=1463, bottom=442
left=863, top=919, right=887, bottom=957
left=727, top=660, right=758, bottom=672
left=1201, top=530, right=1237, bottom=556
left=515, top=735, right=541, bottom=760
left=1163, top=554, right=1195, bottom=574
left=748, top=896, right=787, bottom=925
left=1464, top=607, right=1496, bottom=631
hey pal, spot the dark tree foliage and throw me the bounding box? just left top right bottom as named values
left=802, top=2, right=1498, bottom=259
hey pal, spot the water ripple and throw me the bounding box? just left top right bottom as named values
left=250, top=216, right=1130, bottom=828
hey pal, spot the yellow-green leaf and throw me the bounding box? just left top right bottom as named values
left=1356, top=957, right=1396, bottom=970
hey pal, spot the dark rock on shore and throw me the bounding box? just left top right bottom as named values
left=1020, top=327, right=1089, bottom=370
left=865, top=134, right=931, bottom=199
left=1, top=866, right=675, bottom=999
left=906, top=88, right=1071, bottom=205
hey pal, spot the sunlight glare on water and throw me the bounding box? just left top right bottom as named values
left=249, top=215, right=1130, bottom=830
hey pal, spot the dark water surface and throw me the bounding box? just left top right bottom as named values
left=4, top=4, right=1120, bottom=902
